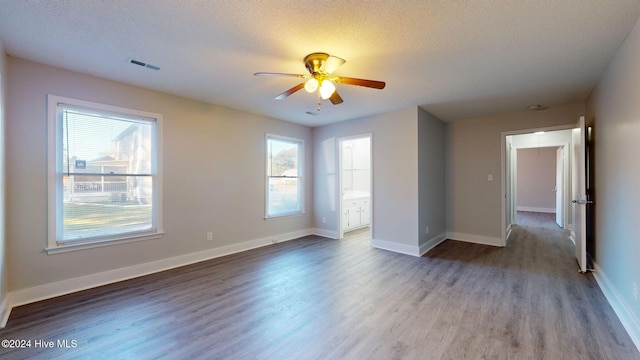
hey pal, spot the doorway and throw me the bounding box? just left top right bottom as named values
left=503, top=122, right=592, bottom=273
left=338, top=135, right=372, bottom=240
left=515, top=145, right=566, bottom=228
left=502, top=127, right=573, bottom=243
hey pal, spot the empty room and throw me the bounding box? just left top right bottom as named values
left=0, top=1, right=639, bottom=359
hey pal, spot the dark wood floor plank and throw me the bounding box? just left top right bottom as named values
left=1, top=219, right=638, bottom=359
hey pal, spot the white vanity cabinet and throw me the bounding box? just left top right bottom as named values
left=342, top=197, right=370, bottom=231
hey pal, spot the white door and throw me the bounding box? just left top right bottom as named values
left=572, top=117, right=587, bottom=273
left=347, top=206, right=361, bottom=229
left=360, top=201, right=370, bottom=225
left=555, top=147, right=564, bottom=227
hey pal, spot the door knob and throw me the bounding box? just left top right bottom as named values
left=572, top=199, right=591, bottom=205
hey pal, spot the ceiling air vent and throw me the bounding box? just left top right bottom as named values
left=128, top=58, right=160, bottom=71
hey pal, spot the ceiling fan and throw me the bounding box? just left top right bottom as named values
left=254, top=52, right=385, bottom=110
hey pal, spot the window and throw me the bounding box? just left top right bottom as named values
left=266, top=135, right=303, bottom=218
left=47, top=95, right=163, bottom=253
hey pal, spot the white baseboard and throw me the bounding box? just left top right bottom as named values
left=370, top=233, right=446, bottom=257
left=505, top=224, right=513, bottom=243
left=371, top=238, right=421, bottom=257
left=313, top=227, right=338, bottom=239
left=419, top=232, right=447, bottom=256
left=447, top=232, right=504, bottom=247
left=0, top=294, right=10, bottom=328
left=592, top=263, right=640, bottom=353
left=2, top=228, right=322, bottom=328
left=517, top=206, right=556, bottom=213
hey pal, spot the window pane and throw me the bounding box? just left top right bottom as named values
left=268, top=139, right=298, bottom=177
left=62, top=175, right=153, bottom=240
left=266, top=136, right=302, bottom=218
left=62, top=108, right=152, bottom=175
left=267, top=177, right=300, bottom=216
left=49, top=96, right=162, bottom=250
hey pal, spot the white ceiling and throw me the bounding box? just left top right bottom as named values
left=1, top=1, right=639, bottom=127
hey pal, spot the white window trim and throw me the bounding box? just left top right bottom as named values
left=265, top=133, right=305, bottom=219
left=46, top=94, right=164, bottom=254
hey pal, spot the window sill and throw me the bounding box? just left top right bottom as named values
left=45, top=231, right=165, bottom=255
left=264, top=211, right=305, bottom=220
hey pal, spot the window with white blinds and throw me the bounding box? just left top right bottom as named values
left=266, top=134, right=303, bottom=218
left=47, top=95, right=163, bottom=253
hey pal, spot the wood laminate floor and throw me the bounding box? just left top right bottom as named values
left=1, top=217, right=638, bottom=359
left=517, top=211, right=562, bottom=230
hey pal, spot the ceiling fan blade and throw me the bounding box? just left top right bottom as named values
left=254, top=72, right=307, bottom=78
left=320, top=55, right=346, bottom=74
left=329, top=91, right=344, bottom=105
left=274, top=83, right=305, bottom=100
left=334, top=76, right=386, bottom=89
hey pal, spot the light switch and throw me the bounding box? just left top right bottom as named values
left=488, top=174, right=493, bottom=182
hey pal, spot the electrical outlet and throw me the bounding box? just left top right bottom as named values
left=633, top=282, right=638, bottom=302
left=207, top=232, right=213, bottom=241
left=322, top=217, right=326, bottom=224
left=425, top=225, right=429, bottom=235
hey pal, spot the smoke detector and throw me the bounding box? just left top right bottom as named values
left=527, top=104, right=548, bottom=111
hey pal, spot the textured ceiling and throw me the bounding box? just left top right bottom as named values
left=1, top=1, right=639, bottom=126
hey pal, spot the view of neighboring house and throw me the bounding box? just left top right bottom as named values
left=64, top=123, right=153, bottom=205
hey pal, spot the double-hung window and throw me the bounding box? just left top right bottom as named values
left=266, top=134, right=303, bottom=218
left=47, top=95, right=163, bottom=253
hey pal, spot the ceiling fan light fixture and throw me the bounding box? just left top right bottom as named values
left=304, top=78, right=319, bottom=93
left=319, top=80, right=336, bottom=99
left=254, top=52, right=385, bottom=105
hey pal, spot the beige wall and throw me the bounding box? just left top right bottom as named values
left=5, top=57, right=313, bottom=291
left=313, top=107, right=420, bottom=249
left=418, top=108, right=446, bottom=247
left=445, top=102, right=584, bottom=241
left=517, top=147, right=557, bottom=212
left=0, top=40, right=7, bottom=314
left=587, top=14, right=640, bottom=336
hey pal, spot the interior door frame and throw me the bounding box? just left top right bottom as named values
left=337, top=133, right=373, bottom=240
left=505, top=137, right=517, bottom=231
left=501, top=124, right=576, bottom=245
left=555, top=146, right=565, bottom=228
